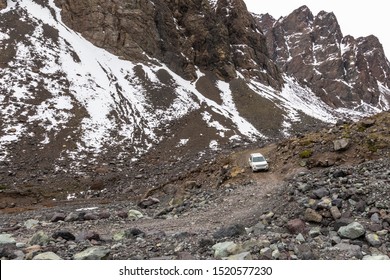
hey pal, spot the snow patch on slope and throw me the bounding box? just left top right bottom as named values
left=247, top=75, right=382, bottom=135
left=0, top=0, right=264, bottom=162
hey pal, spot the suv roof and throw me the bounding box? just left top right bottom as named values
left=250, top=153, right=264, bottom=157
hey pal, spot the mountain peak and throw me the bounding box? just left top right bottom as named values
left=292, top=5, right=313, bottom=19
left=256, top=7, right=390, bottom=109
left=281, top=5, right=314, bottom=33
left=295, top=5, right=311, bottom=14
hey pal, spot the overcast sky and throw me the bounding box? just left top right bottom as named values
left=243, top=0, right=390, bottom=58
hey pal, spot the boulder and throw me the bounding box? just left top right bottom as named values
left=24, top=219, right=39, bottom=229
left=212, top=242, right=240, bottom=259
left=330, top=206, right=342, bottom=220
left=73, top=246, right=110, bottom=260
left=365, top=233, right=381, bottom=247
left=286, top=219, right=306, bottom=234
left=333, top=139, right=350, bottom=152
left=363, top=255, right=390, bottom=260
left=333, top=243, right=363, bottom=259
left=0, top=234, right=16, bottom=245
left=128, top=210, right=144, bottom=220
left=213, top=224, right=246, bottom=239
left=304, top=208, right=323, bottom=223
left=223, top=252, right=252, bottom=260
left=50, top=213, right=66, bottom=223
left=33, top=252, right=63, bottom=260
left=29, top=231, right=50, bottom=246
left=52, top=230, right=76, bottom=241
left=337, top=222, right=365, bottom=239
left=313, top=187, right=329, bottom=198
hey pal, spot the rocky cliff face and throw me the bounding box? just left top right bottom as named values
left=54, top=0, right=282, bottom=87
left=0, top=0, right=7, bottom=10
left=256, top=6, right=390, bottom=109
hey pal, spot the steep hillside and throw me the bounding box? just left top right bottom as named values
left=0, top=0, right=389, bottom=202
left=1, top=112, right=389, bottom=260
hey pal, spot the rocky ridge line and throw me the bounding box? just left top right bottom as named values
left=256, top=5, right=390, bottom=109
left=54, top=0, right=283, bottom=87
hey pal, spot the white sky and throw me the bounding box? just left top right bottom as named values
left=243, top=0, right=390, bottom=58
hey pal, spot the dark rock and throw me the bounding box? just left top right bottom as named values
left=65, top=212, right=81, bottom=222
left=332, top=218, right=353, bottom=231
left=213, top=224, right=246, bottom=239
left=198, top=238, right=214, bottom=249
left=296, top=244, right=317, bottom=260
left=360, top=119, right=376, bottom=128
left=251, top=221, right=267, bottom=235
left=138, top=197, right=160, bottom=209
left=259, top=247, right=272, bottom=260
left=85, top=231, right=101, bottom=241
left=383, top=215, right=390, bottom=224
left=83, top=213, right=99, bottom=221
left=172, top=232, right=194, bottom=240
left=368, top=223, right=383, bottom=232
left=52, top=230, right=76, bottom=241
left=176, top=251, right=196, bottom=260
left=0, top=244, right=18, bottom=259
left=117, top=211, right=128, bottom=219
left=98, top=212, right=111, bottom=219
left=333, top=243, right=363, bottom=259
left=355, top=200, right=366, bottom=213
left=124, top=228, right=145, bottom=239
left=333, top=170, right=348, bottom=178
left=286, top=219, right=306, bottom=234
left=76, top=231, right=101, bottom=242
left=341, top=210, right=353, bottom=218
left=50, top=213, right=66, bottom=223
left=332, top=199, right=343, bottom=208
left=313, top=187, right=329, bottom=199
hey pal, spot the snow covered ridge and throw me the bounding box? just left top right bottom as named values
left=0, top=0, right=389, bottom=165
left=0, top=0, right=260, bottom=162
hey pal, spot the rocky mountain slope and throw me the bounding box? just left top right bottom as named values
left=256, top=5, right=390, bottom=110
left=0, top=0, right=389, bottom=176
left=1, top=112, right=389, bottom=260
left=1, top=0, right=390, bottom=261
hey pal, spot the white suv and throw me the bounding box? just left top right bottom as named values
left=249, top=153, right=269, bottom=172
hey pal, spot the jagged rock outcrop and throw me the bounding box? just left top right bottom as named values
left=0, top=0, right=7, bottom=10
left=256, top=6, right=390, bottom=108
left=54, top=0, right=282, bottom=86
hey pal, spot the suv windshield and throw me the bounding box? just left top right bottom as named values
left=252, top=156, right=265, bottom=162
